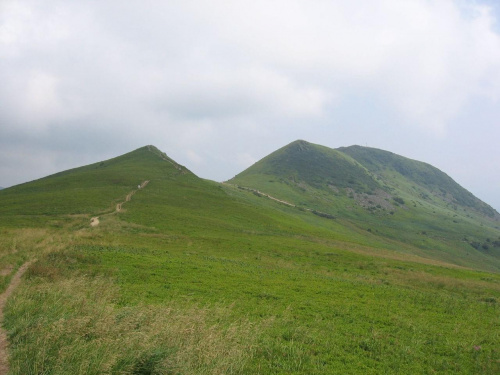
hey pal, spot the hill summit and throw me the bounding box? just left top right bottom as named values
left=0, top=145, right=193, bottom=216
left=231, top=140, right=499, bottom=219
left=233, top=140, right=379, bottom=193
left=230, top=140, right=500, bottom=271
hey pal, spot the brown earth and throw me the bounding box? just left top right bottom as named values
left=90, top=180, right=149, bottom=227
left=0, top=261, right=32, bottom=374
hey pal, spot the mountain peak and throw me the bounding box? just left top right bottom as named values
left=0, top=145, right=194, bottom=216
left=231, top=139, right=380, bottom=193
left=289, top=139, right=311, bottom=148
left=231, top=140, right=499, bottom=220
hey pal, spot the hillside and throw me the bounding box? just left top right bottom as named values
left=0, top=144, right=499, bottom=374
left=230, top=140, right=500, bottom=271
left=339, top=145, right=499, bottom=218
left=234, top=140, right=380, bottom=192
left=0, top=145, right=191, bottom=220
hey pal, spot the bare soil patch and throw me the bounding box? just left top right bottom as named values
left=90, top=180, right=149, bottom=227
left=90, top=217, right=100, bottom=227
left=0, top=261, right=32, bottom=374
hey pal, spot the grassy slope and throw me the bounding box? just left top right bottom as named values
left=0, top=145, right=184, bottom=219
left=230, top=140, right=500, bottom=272
left=0, top=145, right=499, bottom=374
left=339, top=145, right=499, bottom=218
left=233, top=140, right=380, bottom=192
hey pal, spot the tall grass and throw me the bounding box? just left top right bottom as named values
left=0, top=228, right=56, bottom=293
left=5, top=271, right=269, bottom=375
left=3, top=237, right=498, bottom=374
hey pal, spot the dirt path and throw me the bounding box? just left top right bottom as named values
left=222, top=183, right=296, bottom=207
left=0, top=261, right=32, bottom=374
left=223, top=183, right=335, bottom=218
left=90, top=180, right=149, bottom=227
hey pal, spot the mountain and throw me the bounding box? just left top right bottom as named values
left=230, top=140, right=500, bottom=270
left=338, top=145, right=498, bottom=218
left=232, top=140, right=498, bottom=217
left=1, top=141, right=499, bottom=271
left=231, top=140, right=499, bottom=218
left=2, top=143, right=500, bottom=374
left=233, top=140, right=379, bottom=193
left=0, top=145, right=192, bottom=217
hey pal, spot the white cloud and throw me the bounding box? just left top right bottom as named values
left=3, top=0, right=500, bottom=133
left=235, top=153, right=258, bottom=169
left=185, top=149, right=204, bottom=165
left=0, top=0, right=500, bottom=210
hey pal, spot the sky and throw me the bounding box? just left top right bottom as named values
left=1, top=0, right=499, bottom=212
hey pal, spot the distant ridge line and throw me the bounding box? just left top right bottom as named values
left=146, top=145, right=185, bottom=173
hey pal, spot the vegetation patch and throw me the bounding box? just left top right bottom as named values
left=1, top=143, right=499, bottom=374
left=6, top=272, right=268, bottom=375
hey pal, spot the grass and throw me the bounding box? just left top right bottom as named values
left=339, top=145, right=497, bottom=217
left=4, top=226, right=499, bottom=374
left=0, top=228, right=53, bottom=293
left=6, top=265, right=267, bottom=375
left=0, top=144, right=499, bottom=374
left=232, top=140, right=379, bottom=192
left=0, top=146, right=182, bottom=218
left=230, top=141, right=500, bottom=272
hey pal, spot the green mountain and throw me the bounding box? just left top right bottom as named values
left=0, top=145, right=191, bottom=218
left=233, top=140, right=379, bottom=192
left=339, top=145, right=498, bottom=218
left=230, top=140, right=500, bottom=271
left=1, top=143, right=500, bottom=374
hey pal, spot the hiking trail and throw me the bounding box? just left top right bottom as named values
left=223, top=183, right=335, bottom=218
left=0, top=261, right=33, bottom=374
left=90, top=180, right=149, bottom=227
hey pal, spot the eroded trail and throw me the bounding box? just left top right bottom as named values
left=90, top=180, right=149, bottom=227
left=222, top=183, right=296, bottom=206
left=223, top=183, right=335, bottom=218
left=0, top=261, right=32, bottom=374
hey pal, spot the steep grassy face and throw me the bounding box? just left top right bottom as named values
left=230, top=140, right=500, bottom=272
left=232, top=140, right=380, bottom=193
left=339, top=145, right=499, bottom=219
left=0, top=146, right=189, bottom=220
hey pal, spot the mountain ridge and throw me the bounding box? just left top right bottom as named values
left=1, top=141, right=499, bottom=271
left=232, top=140, right=499, bottom=220
left=338, top=144, right=498, bottom=218
left=230, top=139, right=500, bottom=271
left=2, top=141, right=500, bottom=373
left=0, top=145, right=194, bottom=217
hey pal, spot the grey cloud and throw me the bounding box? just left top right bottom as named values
left=0, top=0, right=499, bottom=211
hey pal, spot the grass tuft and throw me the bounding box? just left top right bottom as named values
left=5, top=274, right=269, bottom=374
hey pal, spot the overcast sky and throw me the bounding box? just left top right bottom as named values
left=1, top=0, right=499, bottom=211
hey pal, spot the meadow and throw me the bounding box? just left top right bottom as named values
left=0, top=146, right=499, bottom=374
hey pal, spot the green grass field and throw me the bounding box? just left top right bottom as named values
left=0, top=145, right=499, bottom=374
